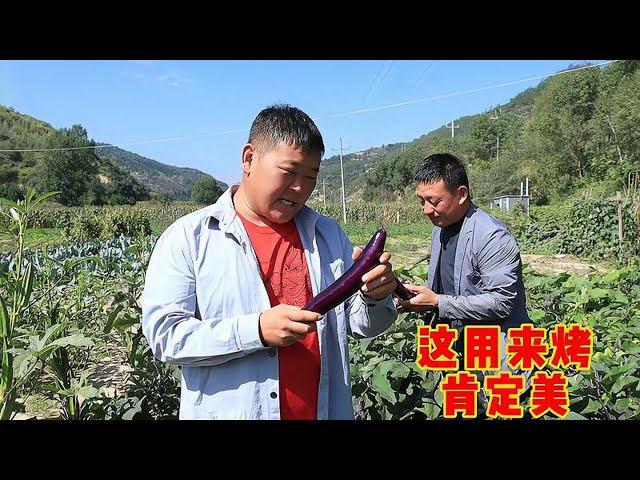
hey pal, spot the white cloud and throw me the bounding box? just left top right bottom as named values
left=155, top=73, right=192, bottom=87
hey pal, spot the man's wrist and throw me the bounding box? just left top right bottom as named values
left=257, top=313, right=268, bottom=347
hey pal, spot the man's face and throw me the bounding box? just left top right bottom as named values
left=416, top=179, right=469, bottom=228
left=242, top=140, right=321, bottom=224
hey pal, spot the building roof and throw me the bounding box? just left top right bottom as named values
left=493, top=195, right=530, bottom=200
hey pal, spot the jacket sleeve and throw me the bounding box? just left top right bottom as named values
left=141, top=222, right=267, bottom=367
left=436, top=228, right=521, bottom=323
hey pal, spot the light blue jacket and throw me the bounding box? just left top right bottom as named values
left=141, top=185, right=397, bottom=419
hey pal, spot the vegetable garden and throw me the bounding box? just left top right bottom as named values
left=1, top=193, right=639, bottom=420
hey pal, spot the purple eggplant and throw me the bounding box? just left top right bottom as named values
left=304, top=228, right=388, bottom=315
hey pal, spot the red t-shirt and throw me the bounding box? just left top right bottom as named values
left=237, top=212, right=320, bottom=420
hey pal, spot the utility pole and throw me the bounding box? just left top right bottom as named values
left=526, top=177, right=530, bottom=217
left=332, top=137, right=350, bottom=223
left=445, top=121, right=459, bottom=142
left=490, top=109, right=501, bottom=161
left=322, top=177, right=326, bottom=205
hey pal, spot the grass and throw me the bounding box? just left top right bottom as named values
left=341, top=221, right=433, bottom=269
left=0, top=228, right=63, bottom=252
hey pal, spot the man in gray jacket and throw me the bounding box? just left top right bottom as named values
left=395, top=153, right=531, bottom=413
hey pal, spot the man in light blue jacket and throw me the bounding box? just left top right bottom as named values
left=396, top=153, right=531, bottom=411
left=141, top=104, right=398, bottom=419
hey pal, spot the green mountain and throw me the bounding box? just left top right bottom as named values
left=318, top=60, right=640, bottom=205
left=0, top=104, right=225, bottom=203
left=95, top=144, right=227, bottom=201
left=315, top=79, right=546, bottom=203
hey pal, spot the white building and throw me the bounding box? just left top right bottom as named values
left=491, top=194, right=530, bottom=214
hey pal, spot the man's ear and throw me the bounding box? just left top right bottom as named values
left=458, top=185, right=469, bottom=204
left=241, top=143, right=256, bottom=177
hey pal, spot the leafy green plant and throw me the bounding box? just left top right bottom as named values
left=350, top=262, right=640, bottom=420
left=0, top=189, right=64, bottom=419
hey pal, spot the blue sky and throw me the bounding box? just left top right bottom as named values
left=0, top=60, right=609, bottom=185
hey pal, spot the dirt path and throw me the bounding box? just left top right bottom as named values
left=395, top=245, right=609, bottom=277
left=521, top=253, right=609, bottom=276
left=15, top=346, right=132, bottom=420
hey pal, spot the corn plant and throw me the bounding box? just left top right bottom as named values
left=0, top=189, right=59, bottom=419
left=40, top=288, right=96, bottom=420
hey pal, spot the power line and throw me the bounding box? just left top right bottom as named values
left=364, top=62, right=387, bottom=104
left=326, top=60, right=617, bottom=118
left=365, top=60, right=394, bottom=104
left=378, top=61, right=394, bottom=88
left=0, top=60, right=616, bottom=154
left=0, top=128, right=249, bottom=153
left=411, top=61, right=435, bottom=89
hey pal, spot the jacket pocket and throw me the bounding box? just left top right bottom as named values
left=466, top=270, right=484, bottom=290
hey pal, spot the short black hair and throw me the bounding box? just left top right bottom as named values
left=414, top=153, right=470, bottom=196
left=248, top=104, right=325, bottom=156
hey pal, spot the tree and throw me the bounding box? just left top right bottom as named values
left=85, top=176, right=108, bottom=206
left=153, top=191, right=175, bottom=206
left=0, top=135, right=21, bottom=164
left=92, top=161, right=150, bottom=205
left=467, top=115, right=498, bottom=161
left=523, top=67, right=600, bottom=199
left=191, top=175, right=223, bottom=204
left=0, top=165, right=18, bottom=183
left=604, top=67, right=640, bottom=172
left=0, top=183, right=24, bottom=202
left=39, top=125, right=98, bottom=206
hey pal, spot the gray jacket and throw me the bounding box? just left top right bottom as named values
left=426, top=203, right=530, bottom=332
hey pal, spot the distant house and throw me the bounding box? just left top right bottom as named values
left=491, top=195, right=529, bottom=214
